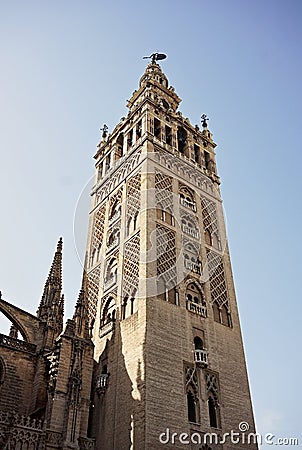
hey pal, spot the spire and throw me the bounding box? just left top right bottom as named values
left=37, top=238, right=64, bottom=332
left=72, top=288, right=90, bottom=339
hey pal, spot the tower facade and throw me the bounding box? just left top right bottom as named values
left=86, top=61, right=257, bottom=449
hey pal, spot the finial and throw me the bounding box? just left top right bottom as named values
left=143, top=53, right=167, bottom=64
left=57, top=237, right=63, bottom=252
left=100, top=124, right=108, bottom=139
left=201, top=114, right=209, bottom=128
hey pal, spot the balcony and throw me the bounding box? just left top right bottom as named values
left=180, top=196, right=196, bottom=212
left=99, top=320, right=115, bottom=338
left=194, top=349, right=208, bottom=365
left=186, top=300, right=207, bottom=318
left=184, top=259, right=201, bottom=274
left=96, top=374, right=109, bottom=396
left=182, top=226, right=199, bottom=239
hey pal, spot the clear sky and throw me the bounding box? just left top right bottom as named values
left=1, top=0, right=301, bottom=446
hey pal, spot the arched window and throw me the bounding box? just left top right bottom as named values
left=179, top=188, right=196, bottom=212
left=157, top=278, right=178, bottom=305
left=221, top=304, right=231, bottom=327
left=194, top=336, right=204, bottom=350
left=208, top=395, right=218, bottom=428
left=107, top=228, right=120, bottom=249
left=184, top=243, right=201, bottom=274
left=115, top=133, right=124, bottom=159
left=101, top=297, right=116, bottom=327
left=105, top=258, right=117, bottom=290
left=177, top=126, right=187, bottom=154
left=212, top=301, right=220, bottom=323
left=182, top=217, right=199, bottom=239
left=186, top=283, right=205, bottom=305
left=187, top=390, right=197, bottom=423
left=109, top=200, right=121, bottom=224
left=204, top=229, right=212, bottom=246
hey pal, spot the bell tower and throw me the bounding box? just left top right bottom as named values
left=85, top=56, right=257, bottom=449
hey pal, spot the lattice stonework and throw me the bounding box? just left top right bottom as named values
left=207, top=250, right=228, bottom=307
left=155, top=171, right=173, bottom=211
left=201, top=197, right=219, bottom=236
left=110, top=188, right=123, bottom=211
left=91, top=205, right=106, bottom=252
left=87, top=266, right=101, bottom=324
left=127, top=173, right=141, bottom=219
left=123, top=232, right=140, bottom=297
left=156, top=225, right=176, bottom=283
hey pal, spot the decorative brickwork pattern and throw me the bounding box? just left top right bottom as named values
left=126, top=173, right=141, bottom=219
left=201, top=197, right=219, bottom=236
left=123, top=232, right=140, bottom=297
left=91, top=205, right=106, bottom=255
left=156, top=225, right=176, bottom=284
left=207, top=251, right=228, bottom=307
left=87, top=267, right=101, bottom=325
left=155, top=171, right=173, bottom=211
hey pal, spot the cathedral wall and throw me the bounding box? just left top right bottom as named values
left=0, top=345, right=37, bottom=415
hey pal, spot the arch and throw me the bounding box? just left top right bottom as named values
left=194, top=336, right=204, bottom=350
left=187, top=390, right=197, bottom=423
left=186, top=282, right=205, bottom=305
left=0, top=301, right=32, bottom=342
left=179, top=186, right=196, bottom=211
left=221, top=304, right=230, bottom=327
left=208, top=395, right=218, bottom=428
left=204, top=229, right=212, bottom=246
left=101, top=296, right=116, bottom=327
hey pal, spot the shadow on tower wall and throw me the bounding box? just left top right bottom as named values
left=88, top=318, right=145, bottom=450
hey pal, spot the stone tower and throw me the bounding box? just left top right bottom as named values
left=85, top=59, right=258, bottom=449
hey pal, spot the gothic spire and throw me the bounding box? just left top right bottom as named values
left=37, top=237, right=63, bottom=326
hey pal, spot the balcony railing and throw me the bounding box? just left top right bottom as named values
left=0, top=334, right=37, bottom=354
left=194, top=349, right=208, bottom=365
left=99, top=320, right=115, bottom=338
left=184, top=259, right=201, bottom=274
left=182, top=226, right=199, bottom=239
left=186, top=300, right=207, bottom=318
left=180, top=197, right=196, bottom=212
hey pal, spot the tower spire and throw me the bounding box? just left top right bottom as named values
left=37, top=237, right=64, bottom=337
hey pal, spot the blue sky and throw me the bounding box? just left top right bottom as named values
left=1, top=0, right=301, bottom=446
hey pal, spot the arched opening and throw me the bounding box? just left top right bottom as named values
left=212, top=301, right=220, bottom=323
left=186, top=283, right=205, bottom=305
left=194, top=336, right=204, bottom=350
left=177, top=126, right=187, bottom=154
left=101, top=297, right=116, bottom=327
left=187, top=391, right=197, bottom=423
left=204, top=229, right=212, bottom=246
left=115, top=133, right=124, bottom=159
left=221, top=304, right=230, bottom=327
left=208, top=395, right=218, bottom=428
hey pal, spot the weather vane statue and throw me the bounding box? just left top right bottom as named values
left=143, top=52, right=167, bottom=64
left=100, top=124, right=108, bottom=139
left=201, top=114, right=209, bottom=128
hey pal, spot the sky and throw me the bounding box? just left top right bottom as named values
left=1, top=0, right=301, bottom=446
